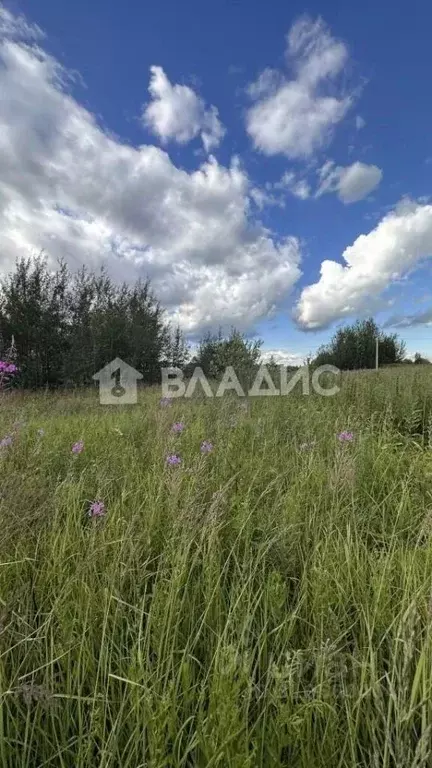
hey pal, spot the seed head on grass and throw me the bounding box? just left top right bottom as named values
left=200, top=440, right=213, bottom=454
left=166, top=453, right=182, bottom=466
left=88, top=500, right=106, bottom=518
left=300, top=440, right=316, bottom=452
left=71, top=440, right=84, bottom=454
left=16, top=683, right=51, bottom=707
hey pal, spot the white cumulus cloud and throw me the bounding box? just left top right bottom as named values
left=0, top=8, right=301, bottom=334
left=260, top=349, right=307, bottom=367
left=246, top=16, right=353, bottom=159
left=143, top=65, right=225, bottom=152
left=316, top=160, right=382, bottom=203
left=296, top=201, right=432, bottom=329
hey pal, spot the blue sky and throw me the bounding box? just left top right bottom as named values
left=1, top=0, right=432, bottom=363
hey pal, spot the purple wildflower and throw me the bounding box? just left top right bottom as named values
left=171, top=422, right=185, bottom=434
left=0, top=361, right=17, bottom=374
left=200, top=440, right=214, bottom=454
left=160, top=396, right=173, bottom=407
left=0, top=435, right=13, bottom=449
left=88, top=500, right=106, bottom=518
left=72, top=440, right=84, bottom=454
left=166, top=453, right=182, bottom=466
left=338, top=431, right=354, bottom=443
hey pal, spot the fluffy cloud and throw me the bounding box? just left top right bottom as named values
left=296, top=201, right=432, bottom=329
left=142, top=65, right=225, bottom=152
left=316, top=160, right=382, bottom=203
left=260, top=349, right=306, bottom=367
left=0, top=9, right=301, bottom=334
left=246, top=16, right=352, bottom=159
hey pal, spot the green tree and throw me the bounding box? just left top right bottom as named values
left=313, top=318, right=406, bottom=370
left=413, top=352, right=430, bottom=365
left=193, top=328, right=262, bottom=389
left=0, top=256, right=70, bottom=387
left=164, top=325, right=189, bottom=368
left=0, top=257, right=174, bottom=388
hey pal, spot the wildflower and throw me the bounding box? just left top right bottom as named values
left=171, top=422, right=185, bottom=433
left=166, top=453, right=182, bottom=466
left=338, top=431, right=354, bottom=443
left=160, top=396, right=172, bottom=407
left=88, top=500, right=106, bottom=518
left=0, top=361, right=17, bottom=375
left=37, top=428, right=45, bottom=437
left=200, top=440, right=214, bottom=454
left=0, top=435, right=13, bottom=449
left=72, top=440, right=84, bottom=454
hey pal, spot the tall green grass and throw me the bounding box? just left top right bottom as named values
left=0, top=366, right=432, bottom=766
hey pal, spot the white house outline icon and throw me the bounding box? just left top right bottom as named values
left=93, top=358, right=143, bottom=405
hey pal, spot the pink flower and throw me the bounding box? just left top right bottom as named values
left=171, top=422, right=185, bottom=433
left=0, top=361, right=17, bottom=374
left=166, top=453, right=182, bottom=466
left=338, top=431, right=354, bottom=443
left=72, top=440, right=84, bottom=454
left=89, top=500, right=106, bottom=518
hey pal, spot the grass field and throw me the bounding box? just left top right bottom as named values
left=1, top=366, right=432, bottom=767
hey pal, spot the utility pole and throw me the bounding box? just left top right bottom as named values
left=375, top=336, right=379, bottom=370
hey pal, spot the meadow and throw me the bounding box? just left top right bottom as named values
left=1, top=365, right=432, bottom=766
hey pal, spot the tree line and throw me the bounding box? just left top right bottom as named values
left=0, top=258, right=425, bottom=391
left=312, top=318, right=407, bottom=370
left=192, top=319, right=415, bottom=385
left=0, top=257, right=188, bottom=388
